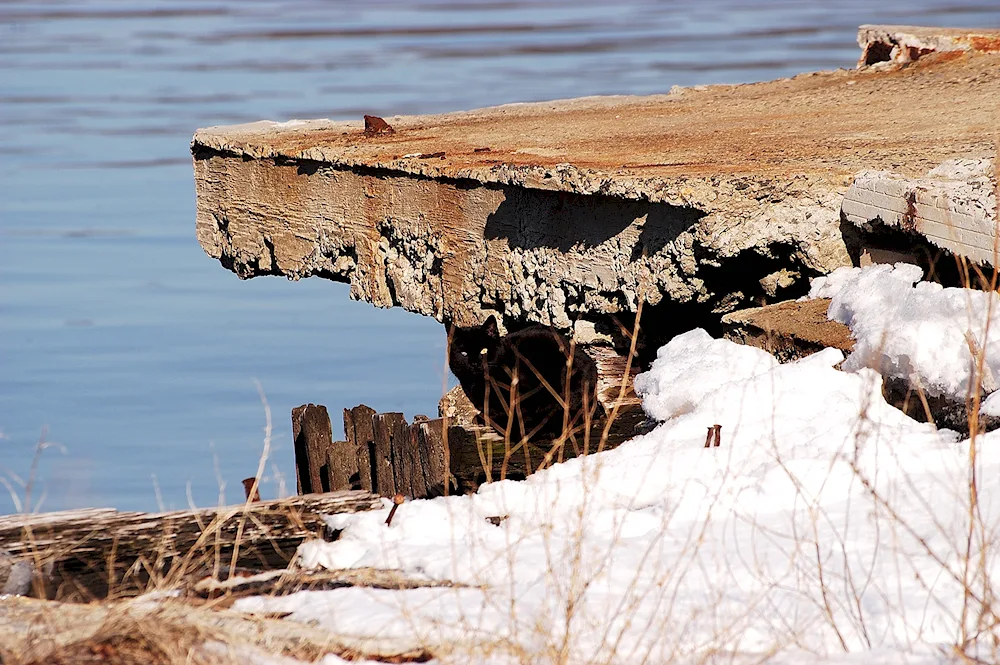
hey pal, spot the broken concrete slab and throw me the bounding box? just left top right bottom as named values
left=192, top=28, right=999, bottom=338
left=858, top=24, right=1000, bottom=67
left=721, top=298, right=853, bottom=363
left=843, top=157, right=998, bottom=267
left=722, top=298, right=999, bottom=435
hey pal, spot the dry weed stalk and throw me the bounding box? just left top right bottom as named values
left=0, top=384, right=312, bottom=605
left=838, top=202, right=1000, bottom=660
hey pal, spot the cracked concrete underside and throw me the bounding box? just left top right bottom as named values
left=191, top=41, right=999, bottom=337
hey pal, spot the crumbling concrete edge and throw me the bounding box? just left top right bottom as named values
left=193, top=141, right=853, bottom=332
left=858, top=24, right=1000, bottom=67
left=842, top=157, right=998, bottom=267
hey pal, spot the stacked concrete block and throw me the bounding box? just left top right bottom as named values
left=842, top=158, right=998, bottom=267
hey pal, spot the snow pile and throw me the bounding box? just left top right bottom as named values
left=634, top=328, right=778, bottom=420
left=236, top=332, right=1000, bottom=664
left=808, top=263, right=1000, bottom=407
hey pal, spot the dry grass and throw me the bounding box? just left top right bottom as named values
left=0, top=593, right=424, bottom=665
left=0, top=391, right=414, bottom=663
left=4, top=156, right=999, bottom=663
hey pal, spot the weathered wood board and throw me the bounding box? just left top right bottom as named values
left=0, top=491, right=380, bottom=599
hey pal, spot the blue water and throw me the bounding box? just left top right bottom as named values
left=2, top=0, right=998, bottom=513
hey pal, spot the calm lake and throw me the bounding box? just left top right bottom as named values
left=2, top=0, right=998, bottom=513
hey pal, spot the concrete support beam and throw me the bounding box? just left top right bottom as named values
left=843, top=158, right=998, bottom=267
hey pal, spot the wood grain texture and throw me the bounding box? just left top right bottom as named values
left=0, top=491, right=380, bottom=599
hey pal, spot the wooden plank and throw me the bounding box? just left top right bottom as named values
left=423, top=419, right=448, bottom=494
left=391, top=418, right=415, bottom=498
left=292, top=404, right=334, bottom=494
left=414, top=419, right=448, bottom=498
left=192, top=47, right=999, bottom=331
left=327, top=439, right=358, bottom=492
left=400, top=421, right=428, bottom=499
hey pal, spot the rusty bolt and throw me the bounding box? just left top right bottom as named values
left=385, top=493, right=405, bottom=527
left=242, top=478, right=261, bottom=502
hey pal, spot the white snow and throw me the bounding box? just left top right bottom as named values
left=633, top=328, right=778, bottom=421
left=234, top=330, right=1000, bottom=664
left=806, top=263, right=1000, bottom=406
left=981, top=391, right=1000, bottom=417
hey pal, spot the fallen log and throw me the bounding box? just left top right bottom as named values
left=0, top=490, right=380, bottom=600
left=191, top=566, right=464, bottom=604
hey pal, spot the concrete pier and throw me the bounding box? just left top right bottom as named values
left=192, top=26, right=999, bottom=334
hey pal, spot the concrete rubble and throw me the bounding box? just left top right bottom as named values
left=858, top=24, right=1000, bottom=67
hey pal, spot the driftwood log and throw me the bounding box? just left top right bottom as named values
left=0, top=490, right=380, bottom=600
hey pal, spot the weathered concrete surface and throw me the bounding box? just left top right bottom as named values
left=843, top=158, right=998, bottom=266
left=723, top=298, right=1000, bottom=435
left=721, top=298, right=853, bottom=363
left=858, top=24, right=1000, bottom=67
left=192, top=35, right=999, bottom=332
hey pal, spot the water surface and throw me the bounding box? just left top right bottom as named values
left=2, top=0, right=997, bottom=512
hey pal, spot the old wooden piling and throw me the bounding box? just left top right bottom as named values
left=292, top=403, right=336, bottom=494
left=295, top=400, right=648, bottom=499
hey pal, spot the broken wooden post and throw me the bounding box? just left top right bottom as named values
left=330, top=407, right=450, bottom=499
left=344, top=404, right=377, bottom=493
left=326, top=438, right=358, bottom=493
left=292, top=403, right=334, bottom=494
left=412, top=418, right=449, bottom=498
left=371, top=412, right=406, bottom=497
